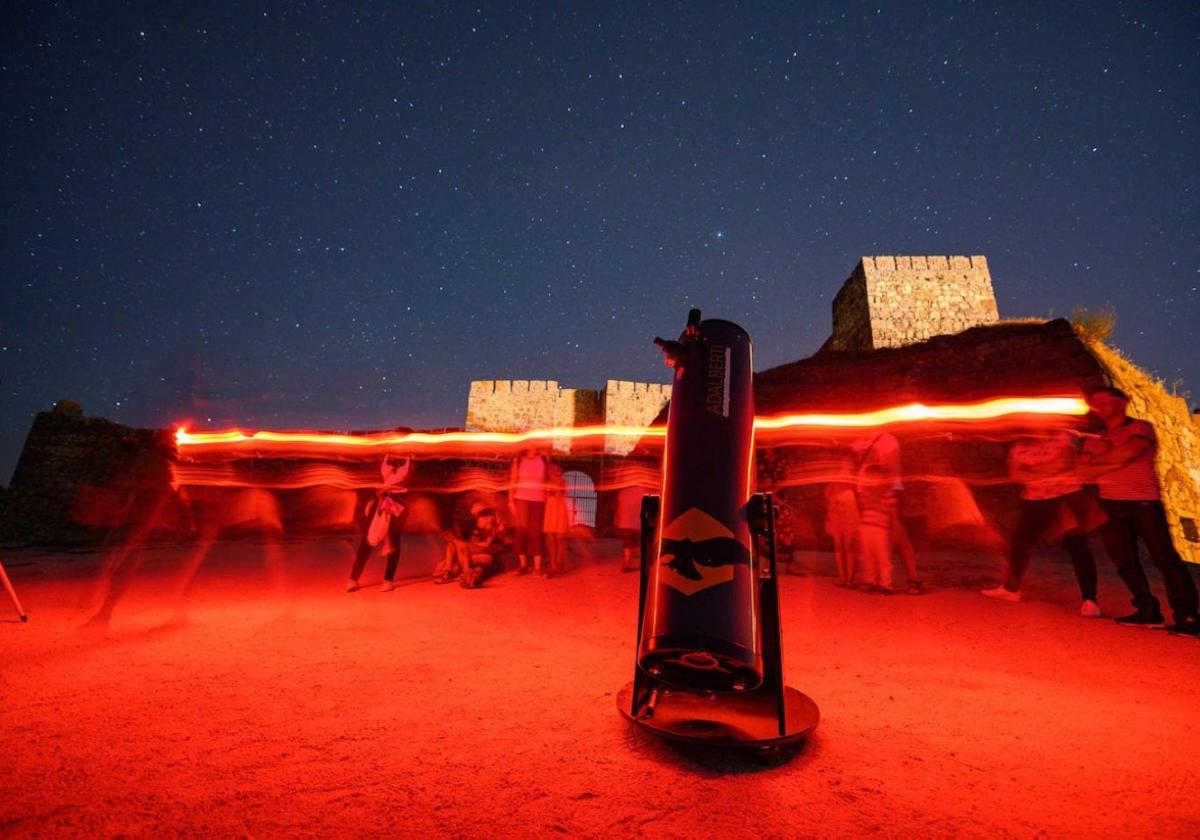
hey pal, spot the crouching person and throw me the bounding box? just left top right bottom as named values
left=435, top=499, right=510, bottom=589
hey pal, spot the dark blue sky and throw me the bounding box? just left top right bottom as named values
left=3, top=1, right=1197, bottom=482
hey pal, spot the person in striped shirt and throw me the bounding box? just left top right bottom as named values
left=1078, top=387, right=1198, bottom=636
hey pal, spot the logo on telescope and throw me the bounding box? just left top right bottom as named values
left=657, top=507, right=751, bottom=596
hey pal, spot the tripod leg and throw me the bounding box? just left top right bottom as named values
left=0, top=558, right=28, bottom=622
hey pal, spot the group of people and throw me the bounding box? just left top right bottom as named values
left=343, top=387, right=1198, bottom=638
left=815, top=432, right=925, bottom=595
left=983, top=387, right=1198, bottom=636
left=345, top=447, right=575, bottom=592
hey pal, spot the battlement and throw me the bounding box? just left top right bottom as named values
left=465, top=377, right=671, bottom=455
left=604, top=380, right=671, bottom=397
left=603, top=380, right=672, bottom=455
left=829, top=255, right=999, bottom=351
left=468, top=379, right=563, bottom=395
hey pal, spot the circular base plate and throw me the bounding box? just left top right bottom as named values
left=617, top=682, right=819, bottom=750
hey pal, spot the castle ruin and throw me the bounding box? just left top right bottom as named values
left=465, top=379, right=671, bottom=456
left=828, top=255, right=999, bottom=351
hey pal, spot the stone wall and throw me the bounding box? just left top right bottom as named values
left=602, top=380, right=672, bottom=455
left=829, top=270, right=871, bottom=351
left=465, top=378, right=670, bottom=455
left=0, top=402, right=176, bottom=544
left=465, top=380, right=604, bottom=453
left=829, top=255, right=999, bottom=351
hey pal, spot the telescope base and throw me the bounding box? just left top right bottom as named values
left=617, top=681, right=819, bottom=753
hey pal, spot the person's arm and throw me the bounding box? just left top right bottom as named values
left=1008, top=446, right=1070, bottom=483
left=1076, top=436, right=1153, bottom=479
left=384, top=456, right=411, bottom=482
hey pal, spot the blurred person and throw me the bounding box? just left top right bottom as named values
left=856, top=463, right=895, bottom=593
left=616, top=479, right=653, bottom=572
left=542, top=462, right=569, bottom=576
left=853, top=432, right=923, bottom=594
left=346, top=453, right=411, bottom=592
left=509, top=446, right=550, bottom=576
left=756, top=448, right=797, bottom=574
left=982, top=430, right=1103, bottom=616
left=824, top=454, right=861, bottom=587
left=1077, top=387, right=1199, bottom=635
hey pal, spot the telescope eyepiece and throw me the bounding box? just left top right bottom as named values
left=654, top=336, right=687, bottom=368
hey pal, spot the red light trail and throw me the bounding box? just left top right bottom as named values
left=175, top=395, right=1088, bottom=457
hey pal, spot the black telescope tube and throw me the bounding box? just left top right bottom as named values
left=637, top=314, right=762, bottom=692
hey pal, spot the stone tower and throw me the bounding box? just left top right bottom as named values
left=828, top=255, right=999, bottom=351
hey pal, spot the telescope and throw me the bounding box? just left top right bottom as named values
left=618, top=309, right=818, bottom=760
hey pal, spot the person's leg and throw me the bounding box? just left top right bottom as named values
left=514, top=499, right=531, bottom=571
left=461, top=554, right=495, bottom=588
left=348, top=497, right=380, bottom=588
left=845, top=530, right=859, bottom=586
left=437, top=541, right=455, bottom=575
left=890, top=503, right=918, bottom=583
left=551, top=532, right=565, bottom=572
left=382, top=508, right=408, bottom=586
left=1098, top=501, right=1161, bottom=617
left=859, top=526, right=886, bottom=589
left=529, top=501, right=546, bottom=573
left=349, top=536, right=373, bottom=586
left=1062, top=532, right=1099, bottom=602
left=1132, top=502, right=1199, bottom=622
left=1005, top=499, right=1057, bottom=592
left=876, top=527, right=893, bottom=591
left=833, top=531, right=848, bottom=584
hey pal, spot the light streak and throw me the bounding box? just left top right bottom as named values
left=753, top=396, right=1088, bottom=431
left=174, top=396, right=1089, bottom=456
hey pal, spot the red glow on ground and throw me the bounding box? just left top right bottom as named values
left=2, top=540, right=1196, bottom=835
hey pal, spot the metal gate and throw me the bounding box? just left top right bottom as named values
left=563, top=470, right=597, bottom=528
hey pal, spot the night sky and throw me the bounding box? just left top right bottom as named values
left=2, top=2, right=1198, bottom=482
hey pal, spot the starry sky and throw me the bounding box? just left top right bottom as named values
left=2, top=1, right=1198, bottom=482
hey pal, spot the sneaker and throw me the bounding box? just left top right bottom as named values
left=459, top=568, right=481, bottom=588
left=1080, top=599, right=1102, bottom=618
left=345, top=579, right=360, bottom=593
left=906, top=580, right=926, bottom=596
left=1114, top=609, right=1166, bottom=628
left=1165, top=615, right=1200, bottom=637
left=515, top=565, right=531, bottom=576
left=432, top=572, right=457, bottom=585
left=981, top=586, right=1021, bottom=603
left=380, top=580, right=396, bottom=592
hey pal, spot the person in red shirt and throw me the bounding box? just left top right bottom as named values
left=1077, top=387, right=1198, bottom=635
left=509, top=447, right=550, bottom=577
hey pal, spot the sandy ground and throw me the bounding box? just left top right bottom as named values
left=1, top=535, right=1198, bottom=838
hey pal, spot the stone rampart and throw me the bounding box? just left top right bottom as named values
left=830, top=255, right=999, bottom=350
left=603, top=380, right=672, bottom=456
